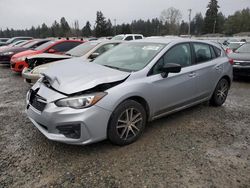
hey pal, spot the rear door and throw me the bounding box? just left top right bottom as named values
left=190, top=42, right=224, bottom=99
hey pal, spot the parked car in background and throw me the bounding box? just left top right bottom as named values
left=26, top=38, right=232, bottom=146
left=0, top=40, right=31, bottom=51
left=0, top=36, right=33, bottom=47
left=228, top=42, right=250, bottom=77
left=0, top=38, right=9, bottom=46
left=225, top=42, right=245, bottom=54
left=22, top=40, right=123, bottom=83
left=10, top=39, right=84, bottom=72
left=0, top=38, right=9, bottom=42
left=112, top=34, right=144, bottom=41
left=0, top=39, right=50, bottom=65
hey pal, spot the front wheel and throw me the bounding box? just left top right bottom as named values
left=210, top=78, right=229, bottom=106
left=108, top=100, right=147, bottom=146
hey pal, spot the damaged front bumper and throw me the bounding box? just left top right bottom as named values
left=26, top=83, right=112, bottom=145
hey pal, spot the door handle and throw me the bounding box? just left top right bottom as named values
left=188, top=72, right=196, bottom=77
left=215, top=65, right=222, bottom=71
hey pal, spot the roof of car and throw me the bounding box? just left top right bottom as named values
left=131, top=37, right=221, bottom=47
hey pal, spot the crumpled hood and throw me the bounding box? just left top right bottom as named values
left=42, top=58, right=130, bottom=94
left=228, top=53, right=250, bottom=61
left=27, top=53, right=71, bottom=60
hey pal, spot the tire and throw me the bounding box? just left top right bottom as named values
left=107, top=100, right=147, bottom=146
left=210, top=78, right=229, bottom=107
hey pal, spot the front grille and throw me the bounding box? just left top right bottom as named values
left=29, top=90, right=47, bottom=112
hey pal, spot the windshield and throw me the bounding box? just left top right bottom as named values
left=112, top=35, right=124, bottom=40
left=235, top=43, right=250, bottom=53
left=10, top=40, right=26, bottom=47
left=94, top=42, right=165, bottom=72
left=66, top=41, right=99, bottom=57
left=228, top=43, right=243, bottom=50
left=22, top=40, right=40, bottom=48
left=35, top=41, right=55, bottom=51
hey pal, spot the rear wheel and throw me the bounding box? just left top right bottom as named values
left=108, top=100, right=146, bottom=146
left=210, top=78, right=229, bottom=106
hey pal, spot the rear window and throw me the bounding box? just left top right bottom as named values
left=135, top=36, right=143, bottom=40
left=213, top=46, right=222, bottom=57
left=193, top=43, right=212, bottom=63
left=124, top=36, right=133, bottom=41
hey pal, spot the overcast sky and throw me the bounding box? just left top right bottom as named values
left=0, top=0, right=249, bottom=30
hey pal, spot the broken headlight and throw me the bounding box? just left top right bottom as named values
left=55, top=92, right=107, bottom=109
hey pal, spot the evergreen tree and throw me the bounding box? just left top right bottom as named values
left=60, top=17, right=71, bottom=37
left=191, top=13, right=204, bottom=35
left=203, top=0, right=220, bottom=33
left=51, top=21, right=60, bottom=37
left=94, top=11, right=108, bottom=37
left=82, top=21, right=92, bottom=37
left=179, top=20, right=189, bottom=35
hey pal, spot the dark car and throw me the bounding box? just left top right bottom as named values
left=0, top=36, right=33, bottom=47
left=0, top=39, right=50, bottom=64
left=0, top=38, right=10, bottom=46
left=228, top=43, right=250, bottom=77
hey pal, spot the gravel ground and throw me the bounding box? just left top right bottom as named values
left=0, top=65, right=250, bottom=188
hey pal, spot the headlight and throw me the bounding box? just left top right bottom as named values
left=32, top=67, right=48, bottom=74
left=2, top=51, right=14, bottom=56
left=17, top=56, right=26, bottom=61
left=55, top=92, right=107, bottom=109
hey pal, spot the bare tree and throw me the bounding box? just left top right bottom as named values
left=160, top=7, right=182, bottom=35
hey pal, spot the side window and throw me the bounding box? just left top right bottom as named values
left=193, top=43, right=212, bottom=63
left=135, top=36, right=142, bottom=40
left=210, top=46, right=216, bottom=59
left=93, top=43, right=118, bottom=55
left=213, top=46, right=222, bottom=57
left=151, top=43, right=191, bottom=75
left=50, top=42, right=80, bottom=52
left=124, top=36, right=133, bottom=41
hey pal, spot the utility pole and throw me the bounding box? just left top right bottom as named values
left=188, top=9, right=192, bottom=37
left=114, top=19, right=117, bottom=35
left=213, top=19, right=217, bottom=34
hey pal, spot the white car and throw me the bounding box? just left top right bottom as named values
left=22, top=40, right=123, bottom=84
left=112, top=34, right=143, bottom=41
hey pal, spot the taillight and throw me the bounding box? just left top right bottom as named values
left=229, top=59, right=234, bottom=65
left=226, top=48, right=232, bottom=54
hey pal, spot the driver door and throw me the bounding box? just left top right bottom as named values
left=146, top=43, right=198, bottom=117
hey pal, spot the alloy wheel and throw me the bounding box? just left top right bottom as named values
left=116, top=108, right=143, bottom=141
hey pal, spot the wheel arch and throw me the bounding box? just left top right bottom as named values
left=221, top=75, right=232, bottom=87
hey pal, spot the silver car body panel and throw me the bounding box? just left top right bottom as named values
left=26, top=38, right=233, bottom=145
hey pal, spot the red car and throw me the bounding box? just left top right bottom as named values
left=11, top=39, right=84, bottom=72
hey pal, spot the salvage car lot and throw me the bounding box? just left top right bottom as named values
left=0, top=65, right=250, bottom=187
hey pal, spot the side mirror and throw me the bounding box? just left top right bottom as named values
left=160, top=63, right=181, bottom=78
left=89, top=52, right=100, bottom=60
left=48, top=49, right=56, bottom=53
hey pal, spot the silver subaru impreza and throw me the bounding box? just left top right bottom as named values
left=26, top=38, right=233, bottom=146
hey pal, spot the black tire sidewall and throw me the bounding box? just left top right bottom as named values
left=107, top=100, right=147, bottom=146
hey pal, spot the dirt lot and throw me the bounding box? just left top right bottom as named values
left=0, top=65, right=249, bottom=188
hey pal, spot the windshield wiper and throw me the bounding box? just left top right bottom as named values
left=103, top=65, right=131, bottom=72
left=65, top=53, right=72, bottom=56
